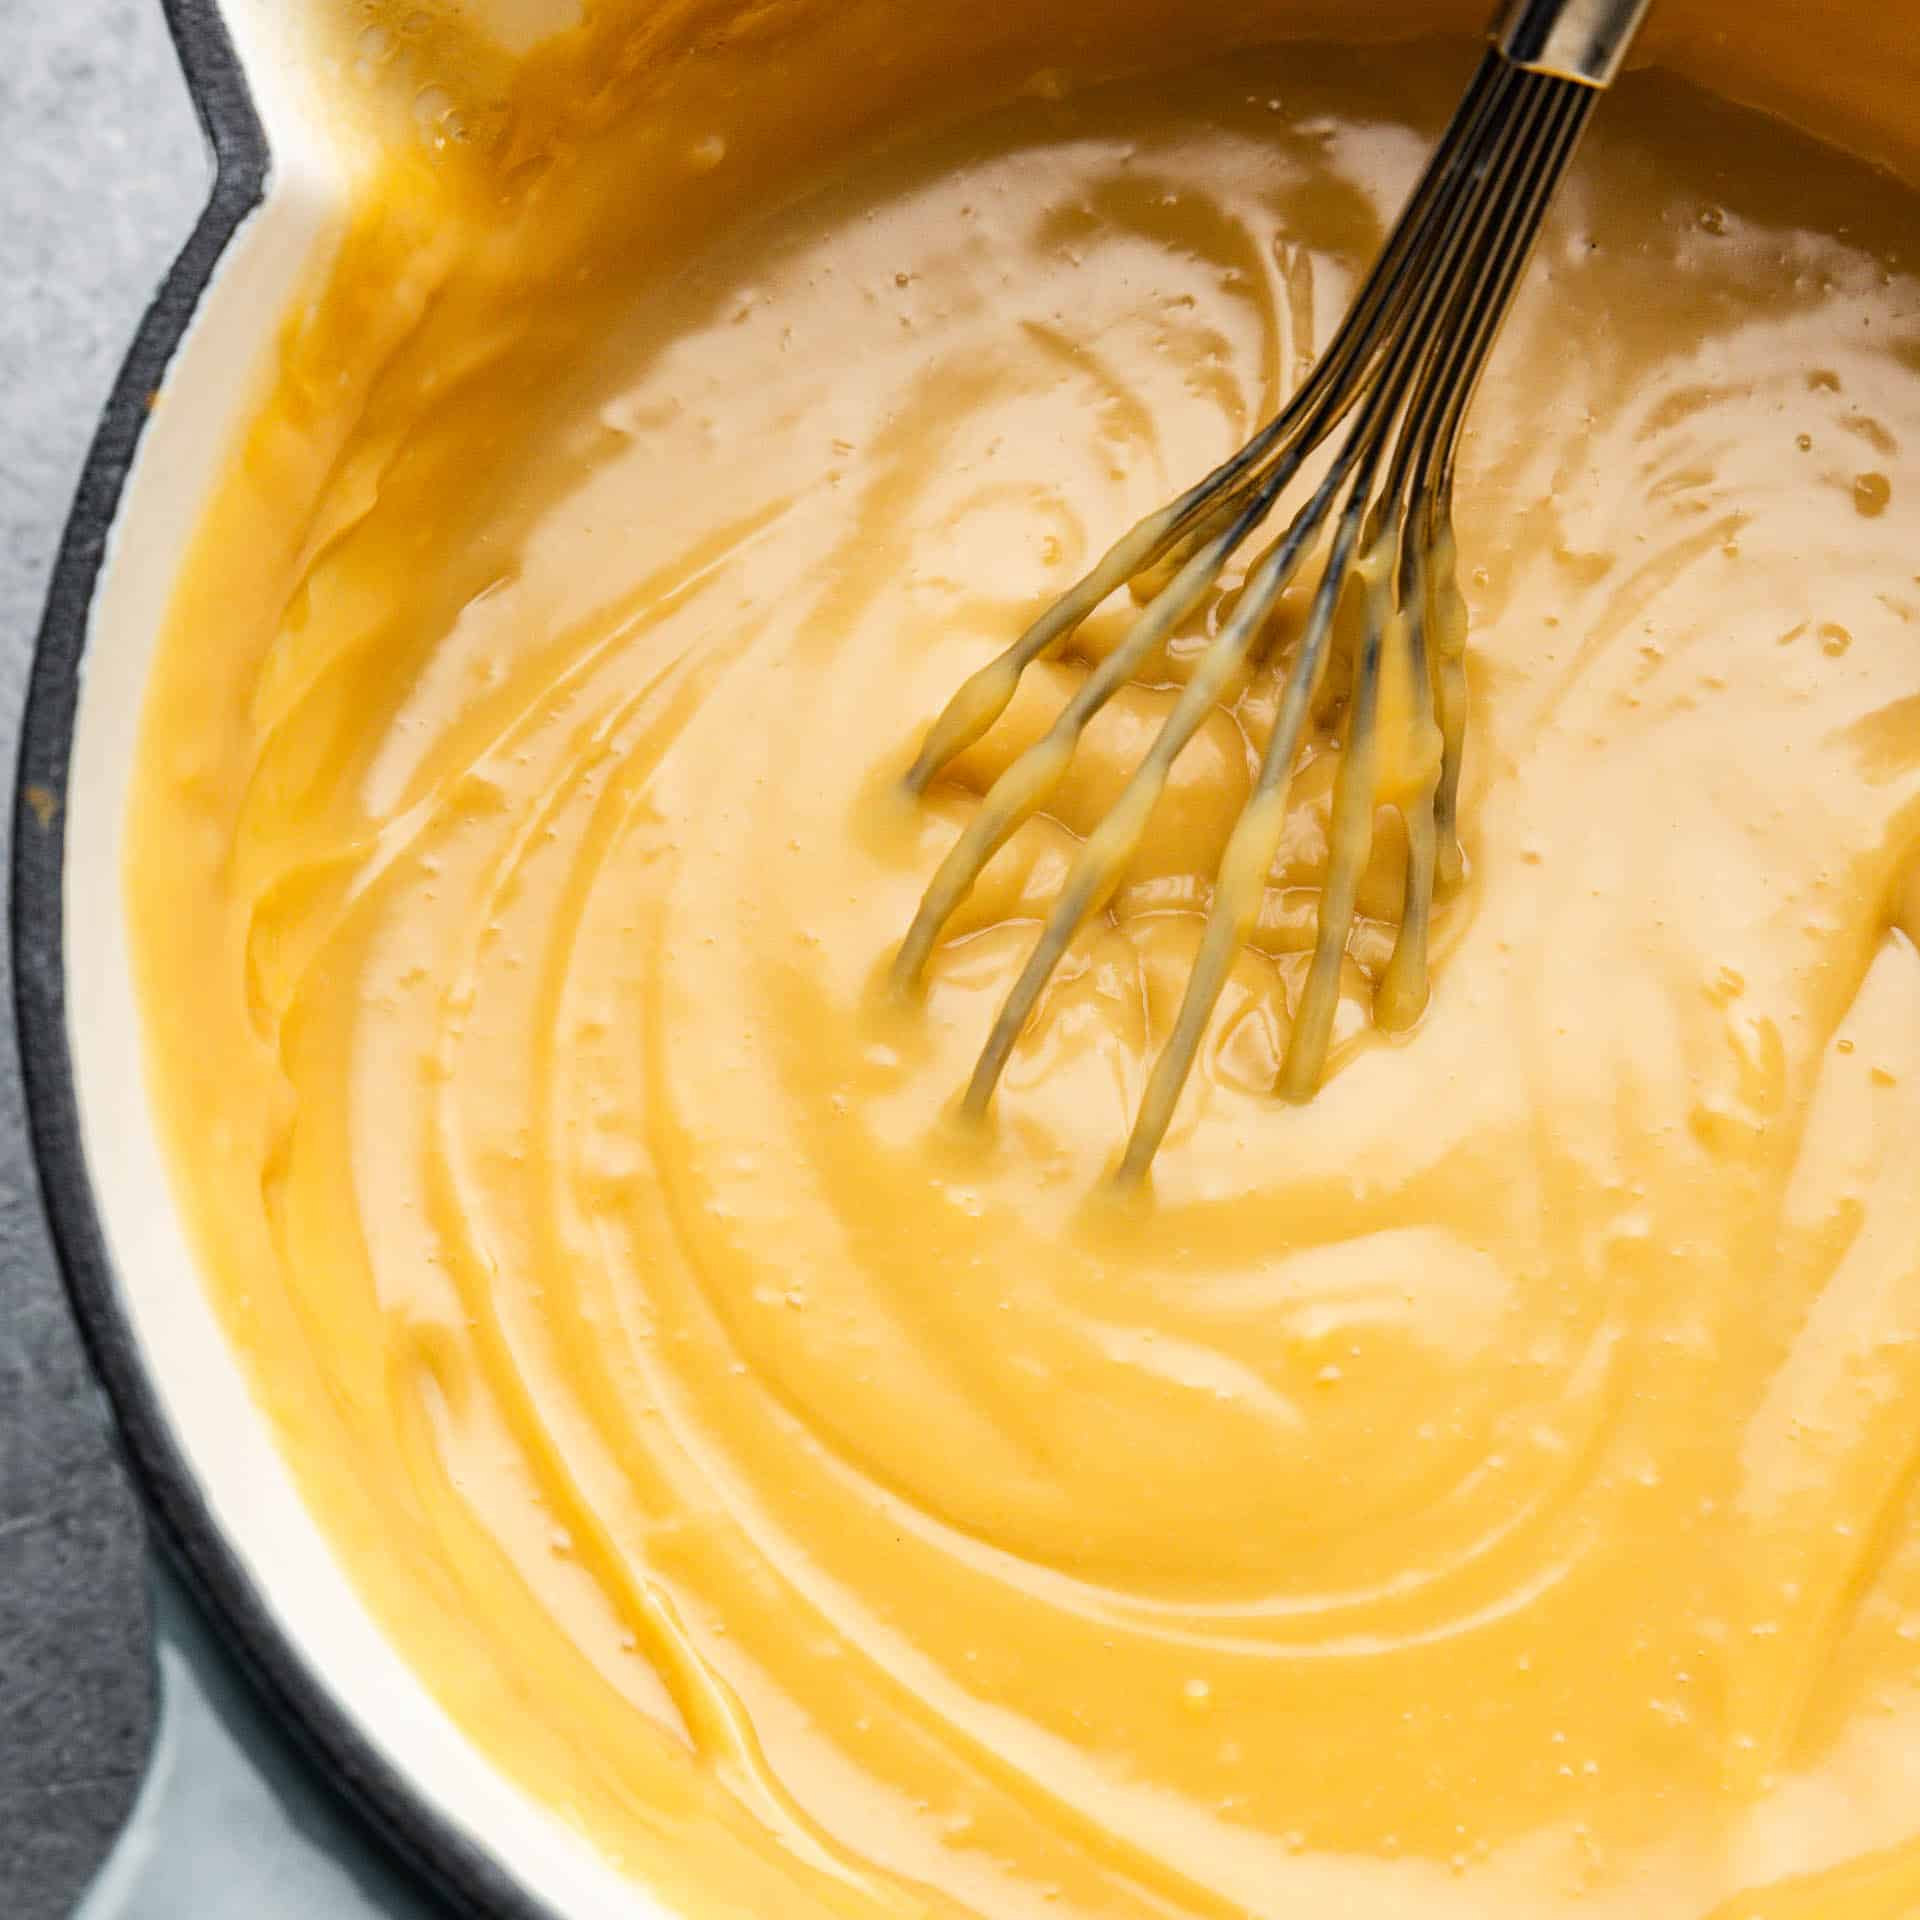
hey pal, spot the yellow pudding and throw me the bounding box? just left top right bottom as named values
left=129, top=3, right=1920, bottom=1915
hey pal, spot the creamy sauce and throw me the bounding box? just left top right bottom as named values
left=129, top=5, right=1920, bottom=1914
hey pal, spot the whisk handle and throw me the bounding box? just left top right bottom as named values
left=1489, top=0, right=1654, bottom=87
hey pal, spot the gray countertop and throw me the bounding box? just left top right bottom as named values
left=0, top=6, right=203, bottom=1914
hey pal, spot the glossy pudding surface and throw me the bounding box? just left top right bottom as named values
left=128, top=4, right=1920, bottom=1913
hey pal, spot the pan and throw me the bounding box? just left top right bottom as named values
left=14, top=3, right=1920, bottom=1917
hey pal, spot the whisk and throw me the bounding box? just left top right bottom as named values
left=891, top=0, right=1654, bottom=1179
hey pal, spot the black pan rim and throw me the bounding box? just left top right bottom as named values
left=10, top=4, right=555, bottom=1914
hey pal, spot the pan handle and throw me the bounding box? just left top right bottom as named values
left=76, top=1558, right=442, bottom=1919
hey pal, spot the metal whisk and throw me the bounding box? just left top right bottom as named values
left=891, top=0, right=1654, bottom=1179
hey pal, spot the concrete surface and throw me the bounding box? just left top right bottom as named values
left=0, top=6, right=203, bottom=1914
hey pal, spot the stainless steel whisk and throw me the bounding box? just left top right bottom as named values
left=892, top=0, right=1654, bottom=1179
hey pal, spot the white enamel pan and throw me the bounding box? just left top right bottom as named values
left=17, top=3, right=1920, bottom=1917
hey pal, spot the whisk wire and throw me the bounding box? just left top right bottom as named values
left=1125, top=70, right=1573, bottom=1163
left=893, top=10, right=1640, bottom=1177
left=911, top=60, right=1522, bottom=1019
